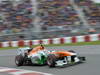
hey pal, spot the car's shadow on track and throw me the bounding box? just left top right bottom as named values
left=46, top=62, right=86, bottom=69
left=21, top=62, right=86, bottom=69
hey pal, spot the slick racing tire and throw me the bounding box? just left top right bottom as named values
left=47, top=54, right=56, bottom=67
left=15, top=55, right=24, bottom=66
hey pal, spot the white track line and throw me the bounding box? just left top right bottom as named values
left=0, top=68, right=13, bottom=72
left=0, top=67, right=53, bottom=75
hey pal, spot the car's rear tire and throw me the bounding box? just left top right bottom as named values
left=15, top=55, right=24, bottom=66
left=47, top=54, right=56, bottom=67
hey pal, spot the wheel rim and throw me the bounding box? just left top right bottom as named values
left=47, top=57, right=52, bottom=66
left=47, top=60, right=51, bottom=66
left=15, top=58, right=19, bottom=65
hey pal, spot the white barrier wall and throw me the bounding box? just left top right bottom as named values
left=0, top=34, right=100, bottom=48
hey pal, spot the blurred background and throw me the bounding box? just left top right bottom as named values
left=0, top=0, right=100, bottom=42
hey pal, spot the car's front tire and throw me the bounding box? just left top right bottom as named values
left=47, top=54, right=57, bottom=67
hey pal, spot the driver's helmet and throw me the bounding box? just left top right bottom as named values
left=40, top=45, right=44, bottom=50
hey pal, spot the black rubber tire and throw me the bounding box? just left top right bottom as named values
left=15, top=55, right=24, bottom=66
left=47, top=54, right=57, bottom=67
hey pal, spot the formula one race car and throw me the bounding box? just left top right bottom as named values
left=15, top=45, right=86, bottom=67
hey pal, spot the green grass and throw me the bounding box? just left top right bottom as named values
left=0, top=41, right=100, bottom=50
left=95, top=3, right=100, bottom=6
left=0, top=47, right=18, bottom=50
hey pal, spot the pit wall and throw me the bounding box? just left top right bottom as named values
left=0, top=34, right=100, bottom=48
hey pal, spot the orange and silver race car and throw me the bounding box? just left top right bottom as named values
left=46, top=50, right=86, bottom=67
left=15, top=45, right=86, bottom=67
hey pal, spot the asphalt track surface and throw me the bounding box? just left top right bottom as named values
left=0, top=45, right=100, bottom=75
